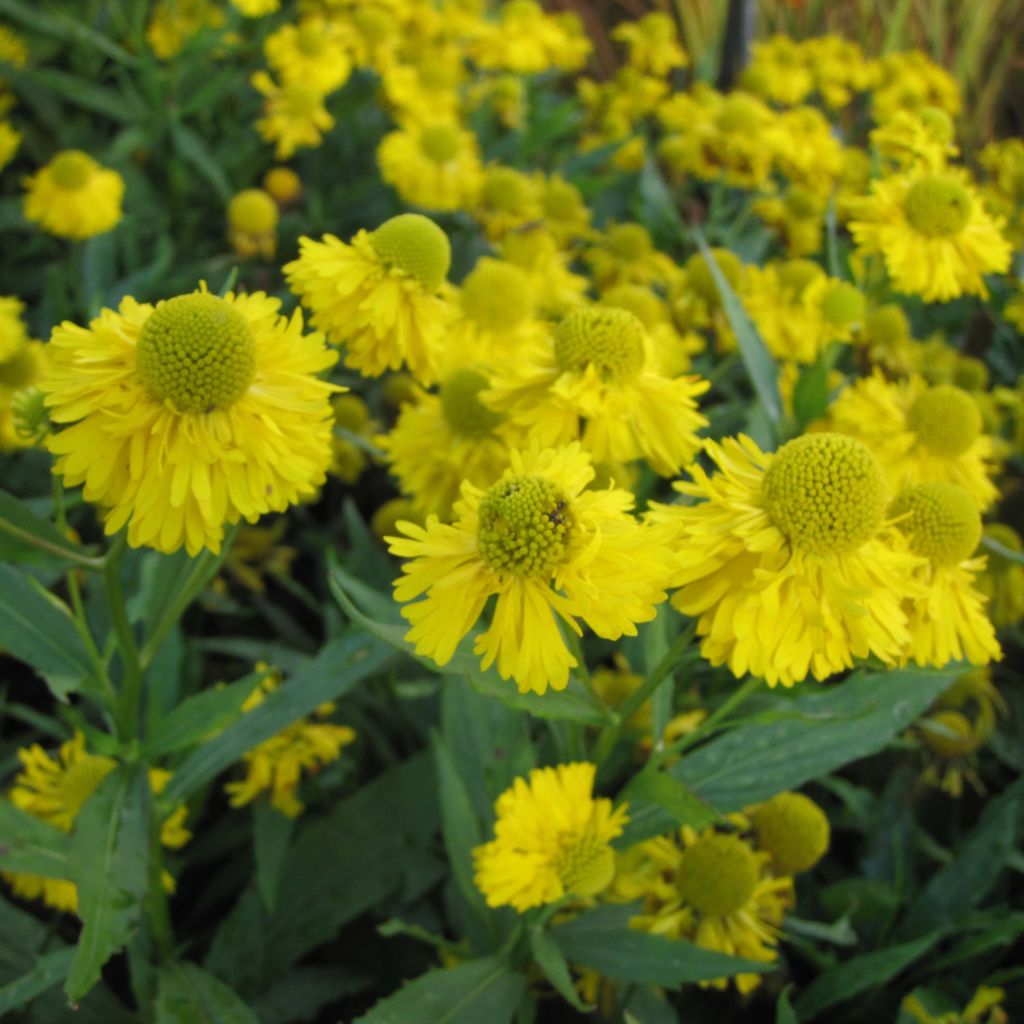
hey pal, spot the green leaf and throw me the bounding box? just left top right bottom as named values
left=8, top=67, right=139, bottom=122
left=353, top=957, right=526, bottom=1024
left=530, top=928, right=591, bottom=1013
left=253, top=803, right=294, bottom=916
left=66, top=765, right=151, bottom=1003
left=0, top=948, right=75, bottom=1016
left=692, top=227, right=781, bottom=424
left=897, top=777, right=1023, bottom=939
left=252, top=966, right=372, bottom=1024
left=923, top=912, right=1024, bottom=972
left=793, top=933, right=941, bottom=1020
left=169, top=122, right=231, bottom=204
left=622, top=985, right=679, bottom=1024
left=162, top=633, right=391, bottom=805
left=0, top=565, right=99, bottom=700
left=982, top=534, right=1024, bottom=566
left=617, top=769, right=718, bottom=846
left=0, top=489, right=100, bottom=569
left=551, top=905, right=771, bottom=986
left=673, top=667, right=958, bottom=811
left=155, top=961, right=259, bottom=1024
left=0, top=0, right=139, bottom=64
left=144, top=672, right=262, bottom=758
left=791, top=358, right=831, bottom=431
left=776, top=985, right=798, bottom=1024
left=0, top=801, right=72, bottom=879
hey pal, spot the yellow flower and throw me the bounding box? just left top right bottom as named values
left=263, top=165, right=301, bottom=205
left=216, top=520, right=297, bottom=595
left=585, top=223, right=678, bottom=291
left=230, top=0, right=278, bottom=16
left=472, top=164, right=542, bottom=241
left=264, top=16, right=351, bottom=93
left=599, top=284, right=703, bottom=376
left=652, top=433, right=923, bottom=686
left=146, top=0, right=224, bottom=59
left=748, top=792, right=830, bottom=876
left=902, top=985, right=1007, bottom=1024
left=622, top=828, right=792, bottom=994
left=979, top=138, right=1024, bottom=246
left=225, top=668, right=356, bottom=817
left=42, top=287, right=338, bottom=555
left=251, top=71, right=334, bottom=160
left=871, top=51, right=961, bottom=125
left=285, top=213, right=452, bottom=384
left=22, top=150, right=124, bottom=240
left=752, top=187, right=826, bottom=257
left=226, top=188, right=278, bottom=259
left=0, top=342, right=45, bottom=451
left=0, top=120, right=20, bottom=171
left=847, top=168, right=1011, bottom=302
left=473, top=762, right=628, bottom=911
left=891, top=482, right=1001, bottom=668
left=870, top=107, right=958, bottom=171
left=741, top=35, right=814, bottom=105
left=377, top=120, right=482, bottom=212
left=611, top=12, right=687, bottom=77
left=977, top=524, right=1024, bottom=627
left=387, top=443, right=670, bottom=695
left=822, top=372, right=999, bottom=510
left=498, top=227, right=588, bottom=317
left=486, top=307, right=709, bottom=476
left=538, top=173, right=592, bottom=246
left=468, top=1, right=590, bottom=75
left=3, top=732, right=189, bottom=913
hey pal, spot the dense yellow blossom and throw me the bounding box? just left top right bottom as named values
left=377, top=121, right=482, bottom=212
left=252, top=71, right=334, bottom=159
left=264, top=16, right=352, bottom=93
left=23, top=150, right=124, bottom=240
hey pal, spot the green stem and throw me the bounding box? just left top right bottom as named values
left=0, top=519, right=105, bottom=571
left=592, top=622, right=696, bottom=764
left=650, top=674, right=762, bottom=769
left=105, top=534, right=143, bottom=740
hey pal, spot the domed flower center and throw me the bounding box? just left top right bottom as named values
left=419, top=124, right=463, bottom=164
left=554, top=832, right=616, bottom=898
left=820, top=282, right=865, bottom=327
left=920, top=710, right=978, bottom=758
left=0, top=344, right=35, bottom=389
left=56, top=754, right=116, bottom=825
left=461, top=260, right=533, bottom=331
left=477, top=475, right=574, bottom=578
left=439, top=369, right=503, bottom=439
left=866, top=304, right=909, bottom=346
left=332, top=394, right=369, bottom=432
left=136, top=294, right=257, bottom=414
left=296, top=23, right=325, bottom=56
left=49, top=150, right=94, bottom=190
left=763, top=433, right=886, bottom=555
left=753, top=792, right=830, bottom=875
left=777, top=258, right=822, bottom=297
left=904, top=176, right=972, bottom=237
left=607, top=223, right=651, bottom=262
left=601, top=285, right=661, bottom=329
left=982, top=523, right=1022, bottom=570
left=12, top=387, right=49, bottom=444
left=481, top=167, right=533, bottom=213
left=554, top=307, right=646, bottom=382
left=283, top=82, right=322, bottom=118
left=890, top=481, right=980, bottom=565
left=228, top=189, right=278, bottom=234
left=907, top=385, right=981, bottom=458
left=784, top=187, right=819, bottom=219
left=953, top=356, right=988, bottom=392
left=353, top=6, right=395, bottom=44
left=715, top=94, right=763, bottom=134
left=684, top=248, right=743, bottom=306
left=543, top=180, right=582, bottom=221
left=370, top=213, right=451, bottom=293
left=675, top=833, right=758, bottom=917
left=918, top=106, right=954, bottom=144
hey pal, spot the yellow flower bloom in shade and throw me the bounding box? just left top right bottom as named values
left=622, top=828, right=792, bottom=994
left=0, top=295, right=29, bottom=362
left=472, top=164, right=542, bottom=241
left=469, top=1, right=590, bottom=75
left=486, top=307, right=709, bottom=476
left=651, top=433, right=923, bottom=686
left=224, top=668, right=356, bottom=817
left=0, top=120, right=20, bottom=171
left=871, top=51, right=961, bottom=125
left=979, top=137, right=1024, bottom=247
left=740, top=35, right=813, bottom=105
left=227, top=188, right=278, bottom=259
left=263, top=165, right=301, bottom=206
left=870, top=107, right=958, bottom=172
left=387, top=443, right=670, bottom=695
left=264, top=16, right=351, bottom=93
left=41, top=288, right=338, bottom=555
left=499, top=227, right=588, bottom=317
left=377, top=121, right=482, bottom=212
left=752, top=186, right=826, bottom=257
left=847, top=168, right=1011, bottom=302
left=230, top=0, right=278, bottom=16
left=538, top=173, right=592, bottom=246
left=585, top=223, right=678, bottom=291
left=285, top=213, right=452, bottom=384
left=472, top=762, right=628, bottom=912
left=146, top=0, right=224, bottom=60
left=214, top=520, right=297, bottom=596
left=0, top=342, right=46, bottom=450
left=890, top=482, right=1001, bottom=668
left=22, top=150, right=124, bottom=240
left=977, top=524, right=1024, bottom=627
left=749, top=792, right=830, bottom=875
left=822, top=372, right=999, bottom=510
left=252, top=71, right=334, bottom=160
left=380, top=366, right=519, bottom=518
left=612, top=12, right=687, bottom=77
left=902, top=985, right=1007, bottom=1024
left=2, top=732, right=190, bottom=913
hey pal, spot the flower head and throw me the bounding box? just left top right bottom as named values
left=23, top=150, right=124, bottom=240
left=42, top=287, right=338, bottom=555
left=977, top=524, right=1024, bottom=627
left=750, top=792, right=830, bottom=875
left=264, top=16, right=351, bottom=93
left=473, top=762, right=628, bottom=911
left=252, top=71, right=334, bottom=159
left=227, top=188, right=278, bottom=259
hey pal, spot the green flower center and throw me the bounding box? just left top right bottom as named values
left=554, top=307, right=646, bottom=382
left=56, top=754, right=116, bottom=825
left=784, top=187, right=819, bottom=219
left=543, top=179, right=583, bottom=221
left=296, top=23, right=324, bottom=56
left=477, top=475, right=574, bottom=578
left=0, top=345, right=35, bottom=390
left=865, top=304, right=909, bottom=347
left=918, top=106, right=954, bottom=144
left=461, top=260, right=533, bottom=331
left=419, top=124, right=463, bottom=164
left=820, top=282, right=865, bottom=327
left=283, top=82, right=322, bottom=118
left=607, top=223, right=651, bottom=262
left=890, top=481, right=980, bottom=565
left=753, top=792, right=830, bottom=875
left=332, top=394, right=369, bottom=432
left=777, top=258, right=822, bottom=297
left=353, top=6, right=395, bottom=43
left=904, top=176, right=972, bottom=237
left=763, top=433, right=886, bottom=555
left=136, top=294, right=257, bottom=414
left=919, top=710, right=978, bottom=758
left=439, top=368, right=503, bottom=439
left=370, top=214, right=451, bottom=293
left=952, top=356, right=988, bottom=392
left=675, top=833, right=759, bottom=917
left=601, top=284, right=661, bottom=329
left=907, top=385, right=981, bottom=457
left=481, top=167, right=533, bottom=213
left=684, top=248, right=743, bottom=306
left=49, top=150, right=93, bottom=190
left=555, top=832, right=616, bottom=898
left=228, top=189, right=278, bottom=234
